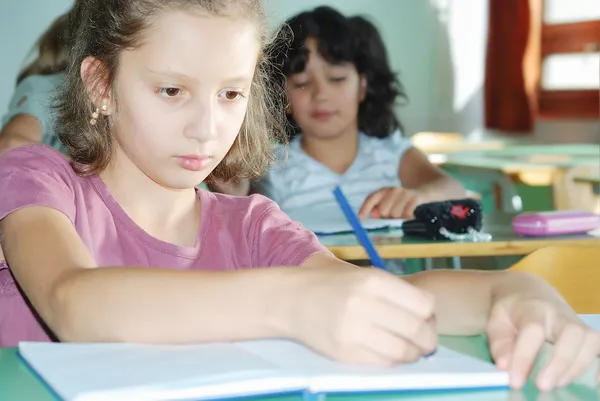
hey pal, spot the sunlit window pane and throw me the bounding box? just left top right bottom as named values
left=541, top=53, right=600, bottom=90
left=544, top=0, right=600, bottom=24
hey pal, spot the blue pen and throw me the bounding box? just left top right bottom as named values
left=332, top=186, right=388, bottom=271
left=333, top=187, right=437, bottom=358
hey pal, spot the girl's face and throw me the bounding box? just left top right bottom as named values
left=286, top=38, right=365, bottom=141
left=109, top=10, right=259, bottom=189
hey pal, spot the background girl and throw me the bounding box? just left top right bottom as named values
left=256, top=6, right=466, bottom=220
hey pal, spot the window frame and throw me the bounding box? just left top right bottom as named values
left=536, top=2, right=599, bottom=119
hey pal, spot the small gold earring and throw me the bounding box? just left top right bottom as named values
left=90, top=107, right=99, bottom=125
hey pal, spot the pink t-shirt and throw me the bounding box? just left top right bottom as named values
left=0, top=145, right=328, bottom=347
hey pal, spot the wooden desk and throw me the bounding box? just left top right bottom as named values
left=3, top=315, right=598, bottom=401
left=320, top=212, right=600, bottom=260
left=438, top=144, right=600, bottom=212
left=575, top=170, right=600, bottom=185
left=431, top=144, right=599, bottom=167
left=480, top=144, right=599, bottom=158
left=409, top=131, right=507, bottom=155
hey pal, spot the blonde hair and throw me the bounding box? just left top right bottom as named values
left=17, top=9, right=72, bottom=84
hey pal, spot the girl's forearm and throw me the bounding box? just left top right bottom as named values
left=491, top=270, right=573, bottom=314
left=406, top=270, right=498, bottom=336
left=407, top=269, right=574, bottom=337
left=53, top=266, right=299, bottom=343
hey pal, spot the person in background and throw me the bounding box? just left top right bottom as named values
left=0, top=9, right=72, bottom=154
left=255, top=7, right=466, bottom=220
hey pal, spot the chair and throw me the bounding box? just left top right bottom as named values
left=508, top=246, right=600, bottom=314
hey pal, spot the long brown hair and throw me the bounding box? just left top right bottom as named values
left=17, top=9, right=73, bottom=84
left=56, top=0, right=286, bottom=182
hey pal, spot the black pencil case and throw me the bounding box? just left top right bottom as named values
left=402, top=198, right=491, bottom=241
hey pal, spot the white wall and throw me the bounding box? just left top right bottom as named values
left=1, top=0, right=443, bottom=135
left=1, top=0, right=597, bottom=141
left=429, top=0, right=488, bottom=136
left=0, top=0, right=73, bottom=113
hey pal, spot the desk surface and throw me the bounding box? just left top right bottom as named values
left=481, top=143, right=599, bottom=157
left=438, top=144, right=599, bottom=173
left=2, top=315, right=598, bottom=401
left=575, top=171, right=600, bottom=185
left=320, top=212, right=600, bottom=260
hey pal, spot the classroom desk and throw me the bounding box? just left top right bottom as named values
left=319, top=212, right=600, bottom=261
left=483, top=144, right=599, bottom=158
left=436, top=144, right=600, bottom=212
left=413, top=139, right=507, bottom=155
left=574, top=170, right=600, bottom=187
left=2, top=315, right=598, bottom=401
left=433, top=143, right=599, bottom=161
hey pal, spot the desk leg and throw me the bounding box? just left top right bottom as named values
left=448, top=167, right=522, bottom=213
left=451, top=256, right=462, bottom=270
left=492, top=175, right=523, bottom=213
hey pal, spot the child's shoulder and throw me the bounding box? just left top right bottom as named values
left=201, top=190, right=278, bottom=219
left=0, top=145, right=82, bottom=225
left=0, top=144, right=78, bottom=185
left=0, top=143, right=70, bottom=168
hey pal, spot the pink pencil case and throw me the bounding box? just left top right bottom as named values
left=512, top=211, right=600, bottom=236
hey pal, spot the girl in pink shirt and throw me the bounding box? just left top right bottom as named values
left=0, top=0, right=597, bottom=392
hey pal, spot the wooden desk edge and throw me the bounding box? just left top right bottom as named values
left=326, top=237, right=600, bottom=260
left=440, top=161, right=559, bottom=175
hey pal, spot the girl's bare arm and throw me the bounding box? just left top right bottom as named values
left=0, top=206, right=304, bottom=343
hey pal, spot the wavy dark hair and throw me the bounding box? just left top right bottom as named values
left=269, top=6, right=408, bottom=140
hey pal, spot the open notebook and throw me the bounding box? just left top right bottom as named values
left=285, top=206, right=404, bottom=235
left=19, top=340, right=509, bottom=401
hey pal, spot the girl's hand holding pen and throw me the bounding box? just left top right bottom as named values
left=287, top=264, right=438, bottom=366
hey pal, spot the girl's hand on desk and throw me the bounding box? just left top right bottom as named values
left=359, top=187, right=423, bottom=220
left=292, top=259, right=437, bottom=366
left=486, top=294, right=600, bottom=391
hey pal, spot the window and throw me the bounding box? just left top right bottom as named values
left=537, top=0, right=600, bottom=118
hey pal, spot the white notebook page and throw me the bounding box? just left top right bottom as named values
left=18, top=342, right=306, bottom=401
left=285, top=206, right=404, bottom=234
left=236, top=340, right=509, bottom=393
left=19, top=339, right=509, bottom=401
